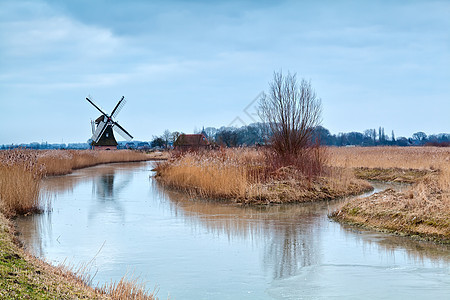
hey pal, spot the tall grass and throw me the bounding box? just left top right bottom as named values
left=155, top=148, right=370, bottom=202
left=156, top=149, right=263, bottom=199
left=0, top=149, right=153, bottom=216
left=331, top=147, right=450, bottom=241
left=328, top=146, right=449, bottom=170
left=38, top=149, right=152, bottom=176
left=0, top=150, right=43, bottom=216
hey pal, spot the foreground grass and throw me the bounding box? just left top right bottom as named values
left=155, top=149, right=372, bottom=204
left=0, top=213, right=105, bottom=299
left=0, top=149, right=161, bottom=299
left=0, top=213, right=158, bottom=299
left=329, top=147, right=450, bottom=243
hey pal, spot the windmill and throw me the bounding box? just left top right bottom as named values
left=86, top=96, right=133, bottom=150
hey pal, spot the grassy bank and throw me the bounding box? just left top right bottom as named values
left=329, top=147, right=450, bottom=243
left=155, top=149, right=372, bottom=204
left=0, top=149, right=160, bottom=299
left=0, top=213, right=157, bottom=299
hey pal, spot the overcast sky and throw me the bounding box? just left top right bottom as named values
left=1, top=0, right=449, bottom=144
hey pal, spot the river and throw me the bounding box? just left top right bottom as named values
left=15, top=162, right=450, bottom=299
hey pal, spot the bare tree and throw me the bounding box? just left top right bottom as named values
left=162, top=129, right=171, bottom=149
left=258, top=71, right=322, bottom=157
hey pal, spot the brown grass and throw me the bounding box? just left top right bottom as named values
left=0, top=149, right=161, bottom=298
left=328, top=146, right=449, bottom=170
left=99, top=274, right=158, bottom=300
left=330, top=146, right=450, bottom=243
left=0, top=150, right=43, bottom=217
left=0, top=149, right=156, bottom=217
left=38, top=149, right=157, bottom=176
left=155, top=148, right=371, bottom=204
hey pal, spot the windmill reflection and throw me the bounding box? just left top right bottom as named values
left=88, top=170, right=133, bottom=221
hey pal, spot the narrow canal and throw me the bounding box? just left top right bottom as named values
left=16, top=162, right=450, bottom=299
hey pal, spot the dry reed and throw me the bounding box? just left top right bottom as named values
left=0, top=150, right=43, bottom=216
left=330, top=147, right=450, bottom=242
left=0, top=149, right=153, bottom=216
left=155, top=149, right=263, bottom=199
left=156, top=148, right=371, bottom=203
left=100, top=274, right=158, bottom=300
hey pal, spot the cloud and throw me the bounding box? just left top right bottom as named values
left=0, top=0, right=449, bottom=144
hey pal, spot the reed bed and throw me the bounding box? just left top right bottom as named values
left=155, top=149, right=263, bottom=199
left=0, top=149, right=153, bottom=216
left=0, top=150, right=43, bottom=217
left=38, top=149, right=153, bottom=176
left=0, top=149, right=160, bottom=298
left=328, top=146, right=450, bottom=170
left=330, top=147, right=450, bottom=242
left=155, top=148, right=371, bottom=203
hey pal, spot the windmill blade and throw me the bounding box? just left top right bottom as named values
left=91, top=120, right=108, bottom=143
left=111, top=96, right=126, bottom=119
left=91, top=120, right=95, bottom=135
left=86, top=97, right=108, bottom=117
left=113, top=122, right=133, bottom=141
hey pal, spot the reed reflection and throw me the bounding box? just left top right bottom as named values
left=16, top=163, right=142, bottom=257
left=154, top=182, right=450, bottom=279
left=155, top=184, right=323, bottom=279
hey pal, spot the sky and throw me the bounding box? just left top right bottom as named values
left=0, top=0, right=449, bottom=144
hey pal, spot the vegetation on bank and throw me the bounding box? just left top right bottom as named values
left=0, top=149, right=161, bottom=299
left=0, top=149, right=163, bottom=217
left=156, top=72, right=371, bottom=204
left=0, top=213, right=157, bottom=299
left=329, top=147, right=450, bottom=243
left=155, top=149, right=372, bottom=204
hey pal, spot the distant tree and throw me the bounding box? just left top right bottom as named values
left=391, top=130, right=395, bottom=142
left=171, top=131, right=181, bottom=144
left=151, top=136, right=165, bottom=148
left=204, top=127, right=217, bottom=142
left=162, top=130, right=171, bottom=149
left=412, top=131, right=427, bottom=142
left=216, top=129, right=238, bottom=147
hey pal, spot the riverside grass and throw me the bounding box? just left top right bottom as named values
left=155, top=148, right=372, bottom=204
left=0, top=149, right=161, bottom=217
left=0, top=213, right=157, bottom=299
left=0, top=149, right=160, bottom=299
left=329, top=146, right=450, bottom=243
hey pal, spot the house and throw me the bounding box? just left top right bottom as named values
left=174, top=133, right=209, bottom=151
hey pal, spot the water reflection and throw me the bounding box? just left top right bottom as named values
left=17, top=163, right=140, bottom=256
left=155, top=182, right=449, bottom=279
left=14, top=162, right=450, bottom=299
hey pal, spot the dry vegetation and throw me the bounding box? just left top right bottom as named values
left=157, top=146, right=450, bottom=242
left=0, top=212, right=157, bottom=299
left=0, top=149, right=158, bottom=217
left=0, top=149, right=161, bottom=298
left=329, top=147, right=450, bottom=243
left=155, top=148, right=371, bottom=204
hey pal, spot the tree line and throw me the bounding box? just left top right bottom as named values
left=151, top=124, right=449, bottom=148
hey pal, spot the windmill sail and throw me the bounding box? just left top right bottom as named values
left=86, top=95, right=133, bottom=148
left=86, top=97, right=108, bottom=116
left=91, top=120, right=108, bottom=143
left=111, top=96, right=126, bottom=119
left=113, top=122, right=133, bottom=141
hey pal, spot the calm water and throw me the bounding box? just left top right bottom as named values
left=16, top=162, right=450, bottom=299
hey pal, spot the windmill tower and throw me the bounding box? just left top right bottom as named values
left=85, top=96, right=133, bottom=150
